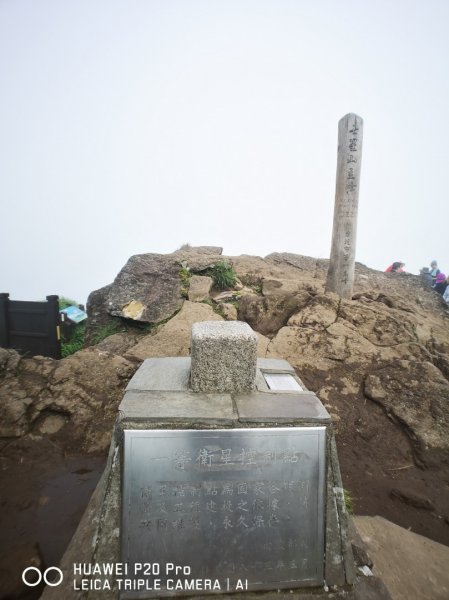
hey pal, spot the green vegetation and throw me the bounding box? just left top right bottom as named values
left=179, top=267, right=190, bottom=283
left=61, top=322, right=86, bottom=358
left=343, top=488, right=354, bottom=514
left=58, top=297, right=79, bottom=310
left=91, top=322, right=122, bottom=345
left=207, top=262, right=237, bottom=290
left=249, top=283, right=263, bottom=294
left=59, top=297, right=86, bottom=357
left=179, top=267, right=191, bottom=298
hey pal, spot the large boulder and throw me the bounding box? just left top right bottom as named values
left=85, top=248, right=228, bottom=337
left=107, top=253, right=184, bottom=323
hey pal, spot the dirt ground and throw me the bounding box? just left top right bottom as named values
left=0, top=438, right=106, bottom=600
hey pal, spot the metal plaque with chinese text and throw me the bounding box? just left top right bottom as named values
left=121, top=427, right=326, bottom=597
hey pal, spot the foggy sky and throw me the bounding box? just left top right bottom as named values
left=1, top=0, right=448, bottom=304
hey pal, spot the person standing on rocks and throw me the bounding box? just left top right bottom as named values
left=443, top=279, right=449, bottom=304
left=430, top=260, right=440, bottom=284
left=385, top=261, right=405, bottom=273
left=433, top=272, right=448, bottom=295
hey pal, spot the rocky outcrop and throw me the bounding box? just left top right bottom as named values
left=2, top=248, right=449, bottom=547
left=107, top=253, right=184, bottom=322
left=0, top=347, right=136, bottom=453
left=85, top=247, right=227, bottom=339
left=364, top=360, right=449, bottom=465
left=126, top=301, right=222, bottom=360
left=188, top=275, right=213, bottom=302
left=126, top=301, right=270, bottom=360
left=238, top=293, right=306, bottom=336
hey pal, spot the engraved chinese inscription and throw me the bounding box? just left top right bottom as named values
left=122, top=427, right=326, bottom=596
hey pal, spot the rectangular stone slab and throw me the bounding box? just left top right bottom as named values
left=257, top=358, right=296, bottom=372
left=235, top=392, right=331, bottom=423
left=126, top=358, right=191, bottom=392
left=121, top=427, right=326, bottom=598
left=119, top=391, right=235, bottom=424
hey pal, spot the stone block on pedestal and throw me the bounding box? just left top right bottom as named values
left=190, top=321, right=257, bottom=393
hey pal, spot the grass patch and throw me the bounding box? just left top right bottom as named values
left=61, top=322, right=86, bottom=357
left=343, top=488, right=354, bottom=514
left=58, top=297, right=79, bottom=310
left=207, top=262, right=237, bottom=290
left=91, top=322, right=123, bottom=345
left=179, top=267, right=191, bottom=298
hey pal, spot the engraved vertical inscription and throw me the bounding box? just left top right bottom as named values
left=121, top=428, right=326, bottom=597
left=326, top=113, right=364, bottom=298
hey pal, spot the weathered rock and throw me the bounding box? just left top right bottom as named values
left=354, top=516, right=449, bottom=600
left=288, top=294, right=339, bottom=329
left=0, top=349, right=49, bottom=438
left=126, top=301, right=222, bottom=360
left=188, top=275, right=213, bottom=302
left=212, top=290, right=242, bottom=303
left=255, top=334, right=269, bottom=358
left=220, top=302, right=238, bottom=320
left=364, top=361, right=449, bottom=461
left=263, top=278, right=318, bottom=297
left=238, top=294, right=304, bottom=336
left=173, top=247, right=225, bottom=272
left=338, top=300, right=417, bottom=347
left=348, top=518, right=374, bottom=568
left=0, top=348, right=136, bottom=452
left=94, top=332, right=141, bottom=355
left=266, top=252, right=327, bottom=273
left=106, top=253, right=184, bottom=323
left=85, top=283, right=116, bottom=344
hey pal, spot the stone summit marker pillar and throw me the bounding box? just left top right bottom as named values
left=325, top=113, right=363, bottom=299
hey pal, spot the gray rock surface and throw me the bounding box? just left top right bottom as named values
left=188, top=274, right=213, bottom=301
left=220, top=302, right=238, bottom=320
left=173, top=247, right=225, bottom=272
left=238, top=293, right=304, bottom=336
left=126, top=301, right=222, bottom=360
left=85, top=283, right=116, bottom=344
left=0, top=347, right=136, bottom=452
left=354, top=516, right=449, bottom=600
left=107, top=253, right=184, bottom=323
